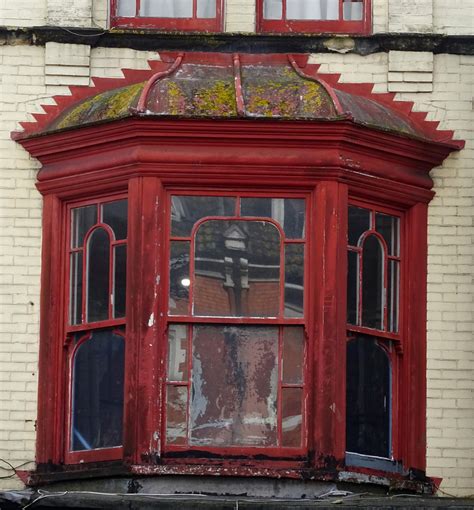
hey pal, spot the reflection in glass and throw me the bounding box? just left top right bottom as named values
left=113, top=245, right=127, bottom=319
left=343, top=0, right=363, bottom=20
left=168, top=325, right=188, bottom=382
left=71, top=205, right=97, bottom=249
left=190, top=325, right=278, bottom=446
left=197, top=0, right=216, bottom=17
left=171, top=195, right=235, bottom=237
left=282, top=387, right=302, bottom=447
left=240, top=198, right=305, bottom=239
left=284, top=244, right=304, bottom=317
left=346, top=336, right=390, bottom=457
left=287, top=0, right=338, bottom=20
left=102, top=200, right=128, bottom=241
left=86, top=228, right=110, bottom=323
left=194, top=220, right=281, bottom=317
left=69, top=252, right=83, bottom=325
left=263, top=0, right=282, bottom=19
left=71, top=330, right=124, bottom=451
left=376, top=213, right=399, bottom=257
left=166, top=386, right=188, bottom=445
left=347, top=250, right=358, bottom=325
left=140, top=0, right=192, bottom=17
left=388, top=261, right=399, bottom=333
left=169, top=241, right=190, bottom=315
left=282, top=327, right=304, bottom=384
left=361, top=235, right=384, bottom=330
left=116, top=0, right=135, bottom=16
left=348, top=205, right=370, bottom=246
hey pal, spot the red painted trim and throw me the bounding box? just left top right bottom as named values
left=257, top=0, right=372, bottom=35
left=232, top=54, right=245, bottom=117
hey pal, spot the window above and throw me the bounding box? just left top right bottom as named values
left=111, top=0, right=223, bottom=31
left=258, top=0, right=371, bottom=34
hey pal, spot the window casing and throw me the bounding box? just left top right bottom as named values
left=257, top=0, right=371, bottom=34
left=110, top=0, right=224, bottom=31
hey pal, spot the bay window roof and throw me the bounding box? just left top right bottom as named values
left=13, top=52, right=463, bottom=150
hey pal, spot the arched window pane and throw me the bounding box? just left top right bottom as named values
left=87, top=228, right=110, bottom=323
left=102, top=200, right=128, bottom=241
left=348, top=205, right=370, bottom=246
left=361, top=235, right=384, bottom=329
left=346, top=250, right=358, bottom=325
left=71, top=205, right=97, bottom=249
left=346, top=336, right=390, bottom=457
left=71, top=330, right=125, bottom=451
left=193, top=220, right=281, bottom=317
left=113, top=244, right=127, bottom=318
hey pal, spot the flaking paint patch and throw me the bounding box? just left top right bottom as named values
left=148, top=313, right=155, bottom=327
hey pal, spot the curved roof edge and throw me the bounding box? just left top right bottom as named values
left=11, top=52, right=464, bottom=150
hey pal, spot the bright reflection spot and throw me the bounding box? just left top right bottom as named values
left=181, top=278, right=191, bottom=288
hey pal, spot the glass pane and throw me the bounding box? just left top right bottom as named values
left=166, top=385, right=188, bottom=445
left=263, top=0, right=282, bottom=19
left=348, top=206, right=370, bottom=246
left=347, top=250, right=358, bottom=325
left=71, top=205, right=97, bottom=249
left=194, top=220, right=281, bottom=317
left=346, top=336, right=390, bottom=457
left=376, top=213, right=399, bottom=257
left=361, top=235, right=384, bottom=330
left=102, top=200, right=128, bottom=241
left=69, top=252, right=83, bottom=326
left=284, top=244, right=304, bottom=318
left=113, top=245, right=126, bottom=319
left=190, top=325, right=278, bottom=446
left=240, top=198, right=305, bottom=239
left=343, top=0, right=363, bottom=20
left=282, top=327, right=304, bottom=384
left=282, top=388, right=302, bottom=447
left=71, top=330, right=124, bottom=451
left=388, top=261, right=399, bottom=333
left=169, top=241, right=190, bottom=315
left=197, top=0, right=216, bottom=18
left=168, top=325, right=188, bottom=382
left=171, top=195, right=235, bottom=237
left=86, top=228, right=110, bottom=323
left=287, top=0, right=338, bottom=20
left=140, top=0, right=192, bottom=17
left=116, top=0, right=135, bottom=16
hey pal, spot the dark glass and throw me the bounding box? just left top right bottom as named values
left=69, top=252, right=83, bottom=326
left=282, top=327, right=304, bottom=384
left=347, top=250, right=359, bottom=325
left=376, top=213, right=399, bottom=257
left=194, top=220, right=281, bottom=317
left=167, top=324, right=188, bottom=382
left=284, top=244, right=304, bottom=318
left=282, top=387, right=302, bottom=447
left=361, top=235, right=384, bottom=329
left=388, top=260, right=399, bottom=333
left=166, top=385, right=188, bottom=445
left=346, top=336, right=391, bottom=457
left=169, top=241, right=190, bottom=315
left=348, top=206, right=371, bottom=246
left=190, top=325, right=278, bottom=446
left=113, top=245, right=126, bottom=318
left=71, top=205, right=97, bottom=248
left=71, top=330, right=124, bottom=451
left=102, top=200, right=128, bottom=241
left=240, top=198, right=306, bottom=239
left=86, top=228, right=110, bottom=323
left=171, top=196, right=235, bottom=237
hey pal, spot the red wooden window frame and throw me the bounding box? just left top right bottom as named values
left=110, top=0, right=224, bottom=32
left=163, top=191, right=309, bottom=458
left=64, top=195, right=128, bottom=464
left=257, top=0, right=372, bottom=34
left=345, top=201, right=403, bottom=466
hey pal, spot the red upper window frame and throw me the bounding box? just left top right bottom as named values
left=257, top=0, right=372, bottom=35
left=110, top=0, right=224, bottom=32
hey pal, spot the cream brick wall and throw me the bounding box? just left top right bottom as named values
left=434, top=0, right=474, bottom=36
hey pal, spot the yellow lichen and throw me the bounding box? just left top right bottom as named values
left=193, top=80, right=237, bottom=116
